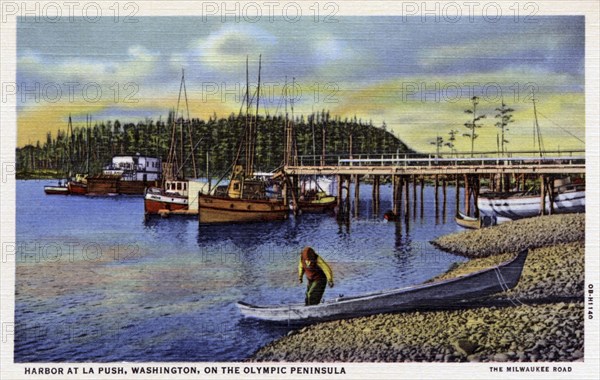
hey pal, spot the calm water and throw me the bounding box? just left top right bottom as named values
left=15, top=179, right=466, bottom=362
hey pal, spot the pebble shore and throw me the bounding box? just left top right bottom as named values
left=251, top=214, right=585, bottom=362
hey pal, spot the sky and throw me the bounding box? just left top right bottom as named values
left=16, top=16, right=585, bottom=153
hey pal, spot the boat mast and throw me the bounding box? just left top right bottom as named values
left=182, top=69, right=197, bottom=178
left=86, top=114, right=90, bottom=174
left=532, top=90, right=545, bottom=157
left=165, top=107, right=178, bottom=182
left=177, top=70, right=185, bottom=179
left=244, top=56, right=251, bottom=178
left=67, top=114, right=73, bottom=179
left=284, top=76, right=289, bottom=166
left=290, top=77, right=298, bottom=166
left=253, top=54, right=261, bottom=176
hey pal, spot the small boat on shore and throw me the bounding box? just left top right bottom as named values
left=455, top=211, right=481, bottom=229
left=237, top=249, right=528, bottom=323
left=478, top=179, right=585, bottom=220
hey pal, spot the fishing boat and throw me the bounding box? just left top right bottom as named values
left=67, top=174, right=88, bottom=195
left=455, top=211, right=481, bottom=229
left=197, top=56, right=288, bottom=224
left=144, top=70, right=201, bottom=215
left=44, top=182, right=69, bottom=195
left=478, top=179, right=585, bottom=220
left=65, top=115, right=92, bottom=195
left=144, top=180, right=190, bottom=213
left=44, top=115, right=76, bottom=195
left=237, top=249, right=528, bottom=323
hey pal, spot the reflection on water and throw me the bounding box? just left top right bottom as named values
left=15, top=179, right=466, bottom=362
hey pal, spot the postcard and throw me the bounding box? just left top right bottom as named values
left=1, top=1, right=598, bottom=379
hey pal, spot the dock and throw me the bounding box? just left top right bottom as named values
left=282, top=149, right=585, bottom=219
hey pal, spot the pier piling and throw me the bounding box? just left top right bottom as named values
left=354, top=175, right=360, bottom=218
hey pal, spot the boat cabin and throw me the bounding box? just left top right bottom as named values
left=227, top=179, right=267, bottom=200
left=165, top=180, right=188, bottom=197
left=103, top=154, right=162, bottom=181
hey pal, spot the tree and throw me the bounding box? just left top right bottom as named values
left=430, top=134, right=444, bottom=157
left=463, top=96, right=485, bottom=157
left=495, top=101, right=514, bottom=154
left=445, top=129, right=458, bottom=154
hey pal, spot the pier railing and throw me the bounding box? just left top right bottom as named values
left=287, top=149, right=585, bottom=175
left=296, top=150, right=585, bottom=167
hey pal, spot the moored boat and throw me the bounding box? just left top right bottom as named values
left=198, top=190, right=288, bottom=224
left=238, top=249, right=528, bottom=323
left=67, top=174, right=88, bottom=195
left=478, top=179, right=585, bottom=220
left=144, top=179, right=212, bottom=215
left=198, top=56, right=287, bottom=224
left=455, top=211, right=481, bottom=229
left=44, top=183, right=69, bottom=195
left=298, top=191, right=337, bottom=213
left=144, top=180, right=189, bottom=214
left=198, top=170, right=287, bottom=224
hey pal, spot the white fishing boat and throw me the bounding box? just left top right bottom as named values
left=478, top=179, right=585, bottom=220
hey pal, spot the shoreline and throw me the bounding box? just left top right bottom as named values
left=250, top=214, right=585, bottom=362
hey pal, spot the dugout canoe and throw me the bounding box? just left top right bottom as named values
left=237, top=249, right=528, bottom=323
left=455, top=211, right=481, bottom=229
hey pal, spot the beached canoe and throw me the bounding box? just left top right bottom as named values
left=455, top=212, right=481, bottom=229
left=237, top=249, right=528, bottom=323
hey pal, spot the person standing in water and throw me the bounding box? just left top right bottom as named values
left=298, top=246, right=334, bottom=305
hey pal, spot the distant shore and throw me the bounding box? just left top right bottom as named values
left=16, top=170, right=63, bottom=180
left=250, top=214, right=585, bottom=362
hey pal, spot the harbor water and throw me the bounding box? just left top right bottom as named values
left=15, top=179, right=467, bottom=362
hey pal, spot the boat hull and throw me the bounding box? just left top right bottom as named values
left=478, top=190, right=585, bottom=220
left=67, top=181, right=87, bottom=195
left=238, top=250, right=528, bottom=323
left=198, top=194, right=288, bottom=224
left=455, top=212, right=481, bottom=229
left=88, top=175, right=159, bottom=195
left=298, top=197, right=337, bottom=213
left=144, top=192, right=188, bottom=214
left=44, top=186, right=69, bottom=195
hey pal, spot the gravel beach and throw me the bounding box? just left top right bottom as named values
left=251, top=214, right=585, bottom=362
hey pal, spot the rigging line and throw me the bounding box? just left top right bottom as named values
left=536, top=110, right=585, bottom=144
left=175, top=137, right=205, bottom=176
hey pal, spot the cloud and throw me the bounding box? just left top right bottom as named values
left=188, top=25, right=278, bottom=72
left=18, top=45, right=159, bottom=85
left=417, top=32, right=581, bottom=74
left=312, top=36, right=352, bottom=64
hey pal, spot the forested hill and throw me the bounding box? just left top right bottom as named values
left=16, top=111, right=413, bottom=179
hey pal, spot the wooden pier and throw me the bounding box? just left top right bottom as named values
left=283, top=150, right=585, bottom=219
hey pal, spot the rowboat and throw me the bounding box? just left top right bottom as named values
left=237, top=249, right=528, bottom=323
left=44, top=184, right=69, bottom=195
left=298, top=192, right=337, bottom=213
left=455, top=212, right=481, bottom=229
